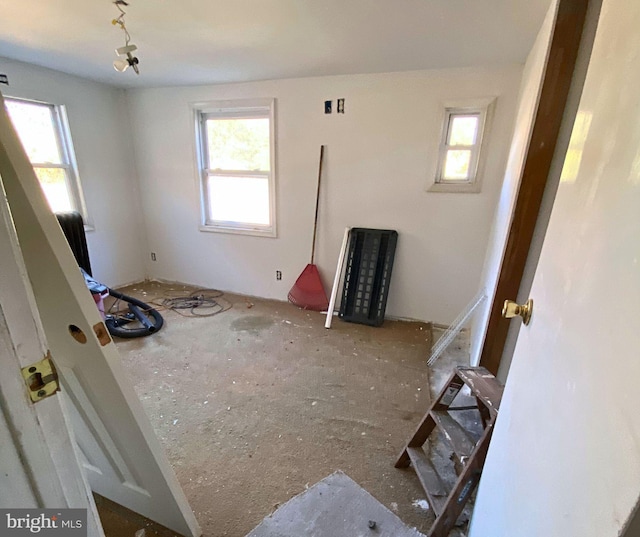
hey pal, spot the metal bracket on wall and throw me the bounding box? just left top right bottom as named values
left=21, top=352, right=60, bottom=403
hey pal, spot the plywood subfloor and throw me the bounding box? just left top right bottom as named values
left=102, top=281, right=436, bottom=537
left=247, top=471, right=425, bottom=537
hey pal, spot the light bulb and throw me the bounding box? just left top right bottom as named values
left=113, top=58, right=129, bottom=72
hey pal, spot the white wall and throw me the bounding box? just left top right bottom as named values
left=127, top=66, right=522, bottom=323
left=0, top=57, right=145, bottom=287
left=469, top=1, right=557, bottom=366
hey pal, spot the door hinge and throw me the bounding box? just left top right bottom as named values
left=21, top=352, right=60, bottom=403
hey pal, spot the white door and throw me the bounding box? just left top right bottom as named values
left=0, top=93, right=201, bottom=537
left=469, top=0, right=640, bottom=535
left=0, top=177, right=103, bottom=536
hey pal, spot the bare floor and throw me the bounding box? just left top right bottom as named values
left=107, top=281, right=443, bottom=536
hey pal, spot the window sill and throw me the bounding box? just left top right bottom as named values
left=199, top=224, right=276, bottom=238
left=428, top=181, right=481, bottom=194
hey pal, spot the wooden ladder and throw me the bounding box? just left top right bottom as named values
left=395, top=366, right=503, bottom=537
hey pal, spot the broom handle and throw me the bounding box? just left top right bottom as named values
left=310, top=145, right=325, bottom=264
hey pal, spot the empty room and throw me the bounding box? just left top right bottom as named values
left=1, top=0, right=639, bottom=536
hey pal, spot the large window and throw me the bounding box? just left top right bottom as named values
left=430, top=100, right=493, bottom=193
left=5, top=97, right=86, bottom=216
left=195, top=99, right=276, bottom=236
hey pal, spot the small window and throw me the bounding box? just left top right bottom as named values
left=5, top=97, right=86, bottom=216
left=195, top=99, right=276, bottom=236
left=430, top=104, right=490, bottom=193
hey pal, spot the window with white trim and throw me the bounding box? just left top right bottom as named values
left=431, top=105, right=490, bottom=193
left=195, top=99, right=276, bottom=236
left=5, top=97, right=87, bottom=216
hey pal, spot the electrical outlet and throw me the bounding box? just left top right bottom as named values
left=276, top=270, right=282, bottom=281
left=324, top=100, right=332, bottom=114
left=337, top=98, right=345, bottom=113
left=151, top=252, right=157, bottom=261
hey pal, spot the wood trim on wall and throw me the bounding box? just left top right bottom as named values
left=479, top=0, right=590, bottom=376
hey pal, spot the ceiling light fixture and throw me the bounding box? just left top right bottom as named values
left=114, top=44, right=139, bottom=74
left=111, top=0, right=140, bottom=75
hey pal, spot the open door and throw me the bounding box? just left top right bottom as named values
left=0, top=92, right=201, bottom=537
left=0, top=173, right=102, bottom=536
left=475, top=0, right=592, bottom=378
left=469, top=0, right=640, bottom=533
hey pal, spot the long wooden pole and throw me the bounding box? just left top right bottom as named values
left=310, top=145, right=325, bottom=264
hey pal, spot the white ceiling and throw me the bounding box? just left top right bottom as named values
left=0, top=0, right=551, bottom=89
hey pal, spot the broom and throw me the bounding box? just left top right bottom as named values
left=288, top=145, right=329, bottom=311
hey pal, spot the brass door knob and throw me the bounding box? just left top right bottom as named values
left=502, top=299, right=533, bottom=325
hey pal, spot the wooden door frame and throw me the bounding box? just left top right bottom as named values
left=479, top=0, right=591, bottom=376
